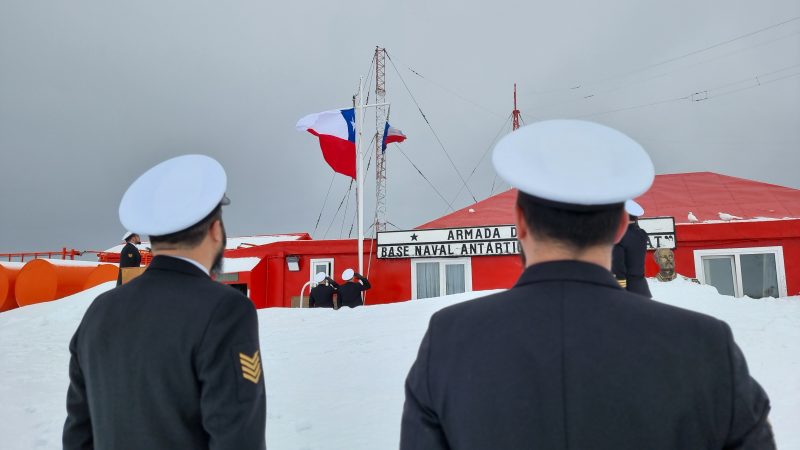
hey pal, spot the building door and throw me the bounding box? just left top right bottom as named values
left=694, top=247, right=786, bottom=298
left=310, top=258, right=334, bottom=285
left=412, top=258, right=472, bottom=299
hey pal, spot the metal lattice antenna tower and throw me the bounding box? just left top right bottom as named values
left=374, top=47, right=388, bottom=233
left=512, top=83, right=521, bottom=131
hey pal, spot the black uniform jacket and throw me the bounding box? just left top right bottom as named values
left=401, top=260, right=774, bottom=450
left=309, top=281, right=339, bottom=308
left=337, top=277, right=371, bottom=308
left=612, top=223, right=652, bottom=297
left=115, top=242, right=142, bottom=286
left=64, top=256, right=267, bottom=450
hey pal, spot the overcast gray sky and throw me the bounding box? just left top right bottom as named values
left=1, top=0, right=798, bottom=253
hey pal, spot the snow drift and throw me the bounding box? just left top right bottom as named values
left=0, top=279, right=797, bottom=449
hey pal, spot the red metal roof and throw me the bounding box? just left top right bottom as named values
left=637, top=172, right=800, bottom=223
left=417, top=172, right=800, bottom=228
left=417, top=189, right=518, bottom=229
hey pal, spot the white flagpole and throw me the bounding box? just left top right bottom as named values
left=356, top=77, right=365, bottom=277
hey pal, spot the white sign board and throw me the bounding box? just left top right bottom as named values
left=377, top=226, right=520, bottom=259
left=638, top=217, right=677, bottom=250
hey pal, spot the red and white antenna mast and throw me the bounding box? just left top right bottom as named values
left=374, top=47, right=388, bottom=233
left=512, top=83, right=521, bottom=131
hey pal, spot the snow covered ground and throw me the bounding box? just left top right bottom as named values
left=0, top=278, right=797, bottom=449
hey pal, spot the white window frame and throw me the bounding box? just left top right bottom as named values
left=309, top=258, right=334, bottom=285
left=410, top=257, right=473, bottom=300
left=693, top=246, right=787, bottom=298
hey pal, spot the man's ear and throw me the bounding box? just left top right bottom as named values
left=613, top=209, right=629, bottom=244
left=515, top=205, right=529, bottom=241
left=210, top=219, right=224, bottom=244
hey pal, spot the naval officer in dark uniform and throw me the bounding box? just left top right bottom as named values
left=400, top=120, right=774, bottom=449
left=63, top=155, right=266, bottom=450
left=337, top=268, right=371, bottom=308
left=116, top=231, right=142, bottom=286
left=309, top=271, right=339, bottom=308
left=611, top=199, right=652, bottom=297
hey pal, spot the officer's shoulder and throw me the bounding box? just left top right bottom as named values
left=429, top=290, right=511, bottom=326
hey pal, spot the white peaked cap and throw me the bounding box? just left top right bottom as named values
left=119, top=154, right=230, bottom=237
left=122, top=231, right=135, bottom=242
left=625, top=200, right=645, bottom=217
left=342, top=268, right=355, bottom=280
left=314, top=272, right=327, bottom=284
left=492, top=120, right=654, bottom=209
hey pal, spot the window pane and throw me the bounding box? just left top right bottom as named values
left=702, top=257, right=736, bottom=297
left=416, top=262, right=440, bottom=299
left=740, top=253, right=779, bottom=298
left=445, top=264, right=466, bottom=295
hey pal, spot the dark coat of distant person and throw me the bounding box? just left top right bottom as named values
left=612, top=222, right=652, bottom=297
left=115, top=241, right=141, bottom=286
left=401, top=260, right=774, bottom=450
left=64, top=256, right=267, bottom=450
left=309, top=278, right=339, bottom=309
left=337, top=274, right=371, bottom=308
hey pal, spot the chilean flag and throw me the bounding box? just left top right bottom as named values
left=296, top=108, right=356, bottom=179
left=381, top=122, right=407, bottom=152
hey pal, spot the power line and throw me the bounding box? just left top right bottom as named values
left=312, top=173, right=337, bottom=236
left=580, top=16, right=800, bottom=90
left=578, top=29, right=800, bottom=100
left=451, top=114, right=511, bottom=204
left=322, top=180, right=354, bottom=239
left=713, top=70, right=800, bottom=99
left=394, top=143, right=455, bottom=212
left=386, top=51, right=479, bottom=203
left=576, top=95, right=689, bottom=119
left=388, top=54, right=505, bottom=119
left=573, top=63, right=800, bottom=119
left=711, top=63, right=800, bottom=93
left=339, top=180, right=353, bottom=238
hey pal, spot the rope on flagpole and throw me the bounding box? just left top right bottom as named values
left=385, top=51, right=479, bottom=204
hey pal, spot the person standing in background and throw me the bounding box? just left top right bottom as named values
left=611, top=200, right=652, bottom=297
left=337, top=268, right=371, bottom=308
left=116, top=231, right=142, bottom=286
left=309, top=271, right=339, bottom=309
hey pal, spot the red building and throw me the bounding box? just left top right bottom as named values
left=108, top=172, right=800, bottom=306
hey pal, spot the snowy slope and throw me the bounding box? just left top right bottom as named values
left=0, top=280, right=798, bottom=449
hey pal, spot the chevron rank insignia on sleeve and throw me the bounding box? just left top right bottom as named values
left=239, top=351, right=262, bottom=384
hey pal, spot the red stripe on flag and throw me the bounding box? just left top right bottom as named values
left=384, top=134, right=406, bottom=145
left=308, top=130, right=356, bottom=179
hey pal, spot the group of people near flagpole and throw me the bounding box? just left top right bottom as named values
left=62, top=118, right=774, bottom=450
left=308, top=268, right=371, bottom=309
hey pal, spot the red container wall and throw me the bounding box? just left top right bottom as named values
left=471, top=255, right=523, bottom=291
left=242, top=219, right=800, bottom=309
left=260, top=248, right=413, bottom=308
left=645, top=221, right=800, bottom=296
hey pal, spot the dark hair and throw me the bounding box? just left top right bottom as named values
left=516, top=192, right=624, bottom=249
left=149, top=204, right=222, bottom=249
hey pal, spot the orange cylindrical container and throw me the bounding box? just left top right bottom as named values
left=0, top=263, right=23, bottom=312
left=83, top=264, right=119, bottom=290
left=15, top=259, right=95, bottom=306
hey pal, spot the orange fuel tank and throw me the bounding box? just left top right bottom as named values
left=14, top=259, right=95, bottom=306
left=83, top=264, right=119, bottom=290
left=0, top=264, right=22, bottom=312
